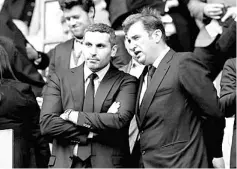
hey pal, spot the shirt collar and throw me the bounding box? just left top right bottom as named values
left=84, top=63, right=110, bottom=82
left=153, top=46, right=170, bottom=68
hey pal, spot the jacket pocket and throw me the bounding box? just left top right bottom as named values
left=154, top=88, right=173, bottom=97
left=159, top=140, right=188, bottom=155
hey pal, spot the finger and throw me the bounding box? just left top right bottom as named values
left=210, top=3, right=224, bottom=8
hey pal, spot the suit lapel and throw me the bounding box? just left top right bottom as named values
left=68, top=64, right=85, bottom=111
left=94, top=64, right=120, bottom=113
left=139, top=49, right=175, bottom=125
left=59, top=39, right=74, bottom=69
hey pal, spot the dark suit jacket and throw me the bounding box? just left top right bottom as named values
left=47, top=39, right=74, bottom=79
left=0, top=10, right=49, bottom=96
left=0, top=79, right=50, bottom=168
left=220, top=58, right=236, bottom=168
left=136, top=49, right=223, bottom=168
left=40, top=63, right=138, bottom=168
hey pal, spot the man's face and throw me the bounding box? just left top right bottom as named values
left=63, top=5, right=93, bottom=38
left=83, top=31, right=117, bottom=72
left=126, top=21, right=157, bottom=65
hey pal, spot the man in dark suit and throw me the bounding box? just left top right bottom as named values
left=123, top=7, right=224, bottom=168
left=40, top=23, right=138, bottom=168
left=0, top=2, right=49, bottom=97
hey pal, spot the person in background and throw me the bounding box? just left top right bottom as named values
left=40, top=23, right=138, bottom=168
left=123, top=7, right=223, bottom=168
left=47, top=0, right=95, bottom=79
left=0, top=45, right=50, bottom=168
left=0, top=0, right=49, bottom=97
left=220, top=58, right=236, bottom=169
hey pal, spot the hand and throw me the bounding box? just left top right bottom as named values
left=26, top=43, right=39, bottom=61
left=203, top=3, right=224, bottom=20
left=221, top=6, right=237, bottom=22
left=107, top=102, right=120, bottom=114
left=165, top=0, right=179, bottom=12
left=212, top=157, right=225, bottom=168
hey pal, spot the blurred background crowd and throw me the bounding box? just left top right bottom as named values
left=0, top=0, right=235, bottom=168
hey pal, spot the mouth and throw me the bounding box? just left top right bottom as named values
left=133, top=51, right=142, bottom=59
left=87, top=59, right=99, bottom=63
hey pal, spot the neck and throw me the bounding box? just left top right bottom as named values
left=151, top=43, right=169, bottom=64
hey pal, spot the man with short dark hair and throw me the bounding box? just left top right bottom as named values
left=123, top=7, right=223, bottom=168
left=40, top=23, right=138, bottom=168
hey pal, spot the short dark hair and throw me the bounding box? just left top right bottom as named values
left=58, top=0, right=95, bottom=14
left=84, top=23, right=117, bottom=47
left=122, top=7, right=166, bottom=41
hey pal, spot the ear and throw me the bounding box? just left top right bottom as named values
left=152, top=29, right=162, bottom=43
left=88, top=7, right=95, bottom=19
left=111, top=45, right=118, bottom=58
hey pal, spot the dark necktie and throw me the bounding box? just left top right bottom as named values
left=83, top=73, right=98, bottom=112
left=147, top=65, right=156, bottom=87
left=77, top=73, right=97, bottom=161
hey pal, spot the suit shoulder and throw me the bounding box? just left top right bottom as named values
left=118, top=70, right=138, bottom=81
left=56, top=39, right=73, bottom=47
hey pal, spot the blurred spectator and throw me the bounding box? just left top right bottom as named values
left=220, top=58, right=236, bottom=169
left=0, top=1, right=49, bottom=97
left=188, top=0, right=236, bottom=81
left=0, top=45, right=50, bottom=168
left=46, top=0, right=95, bottom=79
left=2, top=0, right=36, bottom=27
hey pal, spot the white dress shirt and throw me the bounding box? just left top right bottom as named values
left=70, top=40, right=85, bottom=68
left=139, top=47, right=170, bottom=105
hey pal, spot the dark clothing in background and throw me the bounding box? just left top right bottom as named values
left=0, top=10, right=49, bottom=96
left=2, top=0, right=36, bottom=26
left=220, top=55, right=236, bottom=169
left=0, top=79, right=50, bottom=168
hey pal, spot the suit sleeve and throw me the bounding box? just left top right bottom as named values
left=220, top=59, right=236, bottom=117
left=76, top=75, right=138, bottom=132
left=179, top=55, right=223, bottom=118
left=40, top=72, right=89, bottom=142
left=179, top=55, right=225, bottom=158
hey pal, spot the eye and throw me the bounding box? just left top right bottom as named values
left=65, top=17, right=70, bottom=22
left=97, top=44, right=105, bottom=48
left=85, top=42, right=92, bottom=47
left=73, top=16, right=80, bottom=20
left=133, top=36, right=140, bottom=41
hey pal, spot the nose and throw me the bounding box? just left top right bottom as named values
left=90, top=46, right=97, bottom=56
